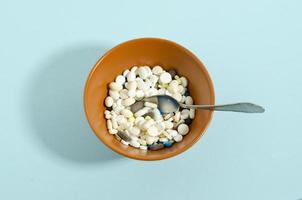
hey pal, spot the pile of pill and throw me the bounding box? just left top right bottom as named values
left=104, top=65, right=195, bottom=150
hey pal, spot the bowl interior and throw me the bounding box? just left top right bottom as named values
left=84, top=38, right=215, bottom=160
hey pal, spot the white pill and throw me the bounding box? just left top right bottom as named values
left=105, top=114, right=111, bottom=119
left=189, top=109, right=195, bottom=119
left=155, top=121, right=165, bottom=133
left=135, top=116, right=144, bottom=125
left=152, top=108, right=162, bottom=121
left=162, top=131, right=173, bottom=140
left=181, top=96, right=186, bottom=103
left=164, top=121, right=174, bottom=129
left=109, top=90, right=120, bottom=100
left=138, top=139, right=147, bottom=146
left=167, top=80, right=179, bottom=94
left=152, top=66, right=163, bottom=75
left=105, top=96, right=114, bottom=107
left=136, top=90, right=145, bottom=99
left=109, top=82, right=123, bottom=91
left=136, top=78, right=148, bottom=91
left=180, top=77, right=188, bottom=87
left=123, top=69, right=130, bottom=77
left=172, top=93, right=182, bottom=102
left=131, top=66, right=138, bottom=73
left=159, top=138, right=168, bottom=143
left=134, top=107, right=151, bottom=117
left=107, top=120, right=113, bottom=130
left=146, top=136, right=155, bottom=145
left=144, top=79, right=152, bottom=88
left=149, top=75, right=159, bottom=85
left=121, top=109, right=133, bottom=118
left=116, top=99, right=122, bottom=106
left=130, top=140, right=140, bottom=148
left=115, top=75, right=126, bottom=85
left=137, top=67, right=149, bottom=79
left=173, top=111, right=181, bottom=122
left=185, top=96, right=193, bottom=105
left=181, top=109, right=190, bottom=119
left=128, top=90, right=136, bottom=98
left=116, top=115, right=127, bottom=125
left=144, top=102, right=158, bottom=108
left=129, top=126, right=140, bottom=136
left=167, top=129, right=178, bottom=137
left=139, top=145, right=147, bottom=150
left=178, top=85, right=185, bottom=94
left=121, top=140, right=129, bottom=146
left=122, top=98, right=135, bottom=106
left=159, top=72, right=172, bottom=84
left=147, top=126, right=159, bottom=136
left=109, top=129, right=118, bottom=134
left=119, top=89, right=129, bottom=99
left=125, top=81, right=137, bottom=90
left=177, top=124, right=189, bottom=135
left=111, top=117, right=118, bottom=129
left=104, top=110, right=111, bottom=115
left=142, top=119, right=155, bottom=130
left=145, top=88, right=158, bottom=97
left=126, top=71, right=136, bottom=82
left=173, top=134, right=183, bottom=142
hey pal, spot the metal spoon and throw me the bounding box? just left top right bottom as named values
left=131, top=95, right=265, bottom=114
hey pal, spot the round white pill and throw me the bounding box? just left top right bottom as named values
left=123, top=69, right=130, bottom=77
left=174, top=134, right=183, bottom=142
left=109, top=82, right=122, bottom=91
left=137, top=67, right=149, bottom=79
left=167, top=129, right=178, bottom=137
left=181, top=109, right=190, bottom=119
left=177, top=124, right=189, bottom=135
left=147, top=126, right=159, bottom=136
left=125, top=81, right=137, bottom=90
left=180, top=77, right=188, bottom=87
left=185, top=96, right=193, bottom=105
left=115, top=75, right=126, bottom=85
left=158, top=88, right=166, bottom=95
left=129, top=126, right=140, bottom=136
left=119, top=89, right=129, bottom=99
left=142, top=119, right=155, bottom=130
left=126, top=71, right=136, bottom=82
left=136, top=90, right=145, bottom=99
left=152, top=66, right=163, bottom=75
left=146, top=136, right=155, bottom=145
left=105, top=96, right=114, bottom=107
left=178, top=85, right=185, bottom=94
left=109, top=90, right=119, bottom=100
left=167, top=80, right=179, bottom=94
left=159, top=72, right=172, bottom=84
left=121, top=109, right=133, bottom=118
left=127, top=90, right=136, bottom=98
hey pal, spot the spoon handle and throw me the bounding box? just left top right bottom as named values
left=180, top=102, right=265, bottom=113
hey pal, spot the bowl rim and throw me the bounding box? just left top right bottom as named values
left=83, top=37, right=215, bottom=161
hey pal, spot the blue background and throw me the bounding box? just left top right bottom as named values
left=1, top=0, right=301, bottom=199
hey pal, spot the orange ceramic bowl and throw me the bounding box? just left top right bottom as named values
left=84, top=38, right=215, bottom=160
